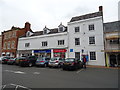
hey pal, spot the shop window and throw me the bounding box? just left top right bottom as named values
left=90, top=52, right=96, bottom=60
left=58, top=40, right=64, bottom=45
left=89, top=36, right=95, bottom=44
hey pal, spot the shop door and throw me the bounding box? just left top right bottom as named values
left=117, top=54, right=120, bottom=66
left=75, top=52, right=80, bottom=60
left=110, top=55, right=117, bottom=67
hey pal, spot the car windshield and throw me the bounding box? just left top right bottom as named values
left=51, top=58, right=59, bottom=61
left=65, top=58, right=75, bottom=62
left=37, top=57, right=45, bottom=61
left=17, top=57, right=27, bottom=60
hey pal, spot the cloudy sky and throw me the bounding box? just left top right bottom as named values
left=0, top=0, right=119, bottom=32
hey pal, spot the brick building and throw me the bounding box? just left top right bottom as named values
left=1, top=22, right=32, bottom=57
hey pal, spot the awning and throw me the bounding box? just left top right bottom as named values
left=106, top=35, right=120, bottom=40
left=101, top=50, right=120, bottom=52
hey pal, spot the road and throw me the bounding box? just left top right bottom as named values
left=1, top=64, right=119, bottom=89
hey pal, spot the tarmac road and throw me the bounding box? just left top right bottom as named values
left=1, top=64, right=119, bottom=89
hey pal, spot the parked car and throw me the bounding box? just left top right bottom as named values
left=7, top=57, right=16, bottom=65
left=15, top=57, right=22, bottom=65
left=62, top=58, right=83, bottom=70
left=1, top=56, right=11, bottom=64
left=0, top=57, right=3, bottom=64
left=19, top=56, right=38, bottom=67
left=36, top=57, right=50, bottom=67
left=48, top=57, right=65, bottom=68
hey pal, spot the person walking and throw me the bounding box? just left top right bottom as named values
left=83, top=56, right=87, bottom=69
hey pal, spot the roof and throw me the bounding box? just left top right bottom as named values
left=20, top=27, right=67, bottom=38
left=104, top=21, right=120, bottom=33
left=70, top=11, right=103, bottom=22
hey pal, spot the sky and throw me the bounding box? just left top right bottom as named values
left=0, top=0, right=119, bottom=33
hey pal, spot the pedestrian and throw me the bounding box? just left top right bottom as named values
left=83, top=56, right=87, bottom=69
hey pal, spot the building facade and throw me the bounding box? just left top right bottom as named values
left=104, top=21, right=120, bottom=67
left=68, top=6, right=105, bottom=66
left=1, top=22, right=32, bottom=57
left=17, top=24, right=68, bottom=58
left=0, top=35, right=2, bottom=56
left=118, top=1, right=120, bottom=20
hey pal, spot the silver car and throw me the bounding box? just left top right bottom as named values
left=48, top=57, right=65, bottom=68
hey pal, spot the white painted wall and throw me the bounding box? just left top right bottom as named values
left=18, top=32, right=68, bottom=57
left=68, top=17, right=105, bottom=66
left=118, top=1, right=120, bottom=20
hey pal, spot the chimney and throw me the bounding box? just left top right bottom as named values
left=99, top=6, right=103, bottom=12
left=24, top=22, right=31, bottom=31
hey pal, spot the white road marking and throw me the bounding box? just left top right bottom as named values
left=14, top=71, right=26, bottom=74
left=1, top=85, right=6, bottom=90
left=4, top=70, right=26, bottom=74
left=33, top=72, right=40, bottom=74
left=76, top=69, right=84, bottom=73
left=10, top=83, right=32, bottom=90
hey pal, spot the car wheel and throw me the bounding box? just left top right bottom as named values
left=28, top=63, right=33, bottom=67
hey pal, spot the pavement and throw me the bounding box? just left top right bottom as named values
left=86, top=65, right=119, bottom=69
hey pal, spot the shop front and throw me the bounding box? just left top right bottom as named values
left=53, top=49, right=67, bottom=58
left=34, top=49, right=51, bottom=58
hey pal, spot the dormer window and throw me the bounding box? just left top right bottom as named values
left=58, top=23, right=65, bottom=32
left=59, top=27, right=63, bottom=32
left=26, top=31, right=33, bottom=37
left=43, top=26, right=50, bottom=34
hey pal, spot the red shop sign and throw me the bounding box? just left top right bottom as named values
left=53, top=49, right=67, bottom=53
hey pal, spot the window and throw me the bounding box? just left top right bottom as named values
left=109, top=39, right=120, bottom=44
left=42, top=41, right=47, bottom=47
left=75, top=38, right=80, bottom=45
left=58, top=40, right=64, bottom=45
left=75, top=27, right=80, bottom=32
left=89, top=24, right=94, bottom=31
left=59, top=27, right=63, bottom=32
left=12, top=31, right=16, bottom=37
left=44, top=30, right=47, bottom=34
left=11, top=41, right=15, bottom=49
left=25, top=43, right=30, bottom=47
left=7, top=41, right=11, bottom=49
left=90, top=52, right=96, bottom=60
left=3, top=42, right=7, bottom=49
left=89, top=36, right=95, bottom=44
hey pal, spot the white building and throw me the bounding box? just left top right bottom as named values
left=17, top=6, right=106, bottom=66
left=17, top=24, right=68, bottom=58
left=118, top=1, right=120, bottom=20
left=68, top=6, right=105, bottom=66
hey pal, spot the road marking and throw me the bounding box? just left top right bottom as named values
left=33, top=72, right=40, bottom=74
left=4, top=70, right=26, bottom=74
left=1, top=85, right=6, bottom=90
left=76, top=69, right=84, bottom=73
left=10, top=83, right=32, bottom=90
left=14, top=71, right=26, bottom=74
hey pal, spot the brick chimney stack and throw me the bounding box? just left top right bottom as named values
left=99, top=6, right=103, bottom=12
left=25, top=22, right=31, bottom=31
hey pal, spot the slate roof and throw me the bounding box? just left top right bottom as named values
left=70, top=11, right=103, bottom=22
left=104, top=21, right=120, bottom=33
